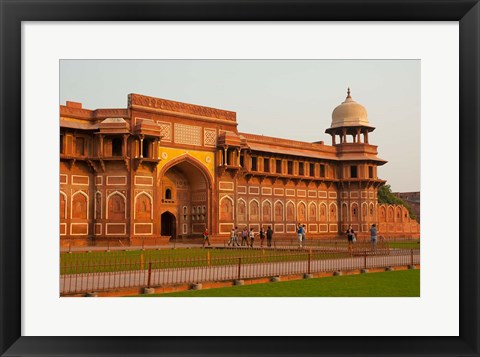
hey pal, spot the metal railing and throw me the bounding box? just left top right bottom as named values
left=60, top=248, right=420, bottom=295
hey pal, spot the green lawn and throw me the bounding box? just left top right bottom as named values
left=139, top=269, right=420, bottom=297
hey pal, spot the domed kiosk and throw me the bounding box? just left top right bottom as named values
left=326, top=88, right=375, bottom=145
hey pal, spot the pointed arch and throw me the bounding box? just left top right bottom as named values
left=286, top=200, right=295, bottom=221
left=106, top=191, right=127, bottom=220
left=402, top=206, right=410, bottom=222
left=237, top=198, right=247, bottom=222
left=351, top=202, right=359, bottom=222
left=387, top=206, right=394, bottom=222
left=308, top=201, right=318, bottom=221
left=297, top=201, right=307, bottom=222
left=249, top=199, right=260, bottom=222
left=361, top=202, right=368, bottom=221
left=395, top=206, right=402, bottom=222
left=369, top=202, right=375, bottom=221
left=329, top=202, right=338, bottom=222
left=219, top=195, right=234, bottom=221
left=274, top=200, right=284, bottom=222
left=134, top=191, right=153, bottom=219
left=71, top=190, right=88, bottom=219
left=158, top=153, right=214, bottom=190
left=379, top=204, right=387, bottom=222
left=319, top=202, right=327, bottom=222
left=262, top=199, right=272, bottom=222
left=341, top=202, right=348, bottom=222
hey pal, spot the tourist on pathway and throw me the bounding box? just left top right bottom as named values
left=266, top=226, right=273, bottom=247
left=297, top=224, right=304, bottom=248
left=249, top=228, right=256, bottom=247
left=228, top=227, right=237, bottom=246
left=346, top=225, right=355, bottom=252
left=302, top=224, right=307, bottom=246
left=202, top=228, right=211, bottom=247
left=370, top=224, right=378, bottom=250
left=241, top=226, right=248, bottom=246
left=259, top=227, right=265, bottom=247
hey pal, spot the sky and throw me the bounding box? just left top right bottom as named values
left=60, top=60, right=420, bottom=192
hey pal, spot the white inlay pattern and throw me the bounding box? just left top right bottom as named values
left=174, top=123, right=201, bottom=146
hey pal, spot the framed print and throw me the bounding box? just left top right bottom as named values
left=1, top=0, right=479, bottom=356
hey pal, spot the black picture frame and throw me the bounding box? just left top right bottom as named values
left=1, top=1, right=478, bottom=356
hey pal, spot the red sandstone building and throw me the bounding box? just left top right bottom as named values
left=60, top=89, right=419, bottom=245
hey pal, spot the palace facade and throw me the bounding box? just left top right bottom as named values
left=60, top=90, right=419, bottom=245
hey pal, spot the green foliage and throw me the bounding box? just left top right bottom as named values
left=378, top=185, right=416, bottom=219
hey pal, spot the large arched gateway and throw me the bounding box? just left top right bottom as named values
left=159, top=156, right=213, bottom=240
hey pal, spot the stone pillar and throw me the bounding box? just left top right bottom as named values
left=122, top=134, right=128, bottom=157
left=237, top=148, right=241, bottom=166
left=224, top=147, right=228, bottom=166
left=99, top=134, right=104, bottom=157
left=154, top=138, right=159, bottom=159
left=139, top=135, right=144, bottom=158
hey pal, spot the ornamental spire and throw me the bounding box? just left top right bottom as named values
left=347, top=87, right=351, bottom=98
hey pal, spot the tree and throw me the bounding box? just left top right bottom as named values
left=378, top=185, right=416, bottom=219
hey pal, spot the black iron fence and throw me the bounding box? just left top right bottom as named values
left=60, top=248, right=420, bottom=295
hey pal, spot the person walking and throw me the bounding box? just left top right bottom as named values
left=228, top=228, right=235, bottom=246
left=346, top=225, right=355, bottom=253
left=370, top=224, right=378, bottom=250
left=297, top=224, right=304, bottom=248
left=202, top=228, right=211, bottom=248
left=266, top=226, right=273, bottom=247
left=259, top=227, right=265, bottom=247
left=241, top=226, right=248, bottom=246
left=302, top=224, right=307, bottom=246
left=249, top=228, right=256, bottom=248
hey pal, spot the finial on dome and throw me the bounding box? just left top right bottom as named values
left=347, top=87, right=351, bottom=98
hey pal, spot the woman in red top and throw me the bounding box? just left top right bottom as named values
left=202, top=228, right=211, bottom=247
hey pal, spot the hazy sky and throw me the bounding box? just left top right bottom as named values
left=60, top=60, right=420, bottom=192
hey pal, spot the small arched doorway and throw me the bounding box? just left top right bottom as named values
left=161, top=211, right=176, bottom=239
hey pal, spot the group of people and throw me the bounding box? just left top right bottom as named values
left=202, top=223, right=379, bottom=249
left=345, top=223, right=378, bottom=249
left=228, top=226, right=274, bottom=248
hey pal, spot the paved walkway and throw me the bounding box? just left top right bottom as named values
left=60, top=251, right=420, bottom=294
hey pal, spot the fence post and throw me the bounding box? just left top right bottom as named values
left=308, top=250, right=312, bottom=274
left=147, top=262, right=152, bottom=288
left=207, top=251, right=211, bottom=267
left=364, top=249, right=367, bottom=269
left=237, top=257, right=242, bottom=280
left=410, top=249, right=413, bottom=266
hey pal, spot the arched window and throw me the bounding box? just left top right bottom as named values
left=274, top=201, right=283, bottom=222
left=237, top=200, right=246, bottom=222
left=297, top=202, right=306, bottom=222
left=262, top=201, right=272, bottom=221
left=165, top=188, right=172, bottom=200
left=220, top=197, right=234, bottom=221
left=108, top=193, right=126, bottom=220
left=308, top=203, right=317, bottom=221
left=72, top=192, right=87, bottom=219
left=351, top=203, right=359, bottom=222
left=286, top=201, right=295, bottom=221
